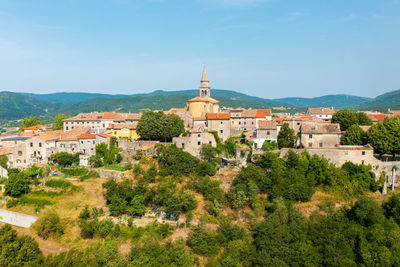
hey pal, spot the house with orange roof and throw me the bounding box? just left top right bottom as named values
left=367, top=113, right=387, bottom=124
left=24, top=125, right=52, bottom=133
left=206, top=112, right=231, bottom=142
left=230, top=108, right=272, bottom=132
left=78, top=134, right=97, bottom=155
left=63, top=112, right=141, bottom=134
left=193, top=116, right=207, bottom=128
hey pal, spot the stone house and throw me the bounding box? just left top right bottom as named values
left=300, top=122, right=341, bottom=149
left=107, top=123, right=139, bottom=141
left=230, top=109, right=272, bottom=132
left=173, top=126, right=216, bottom=157
left=193, top=117, right=207, bottom=128
left=77, top=134, right=97, bottom=156
left=256, top=120, right=278, bottom=140
left=96, top=133, right=112, bottom=145
left=63, top=112, right=141, bottom=133
left=57, top=127, right=90, bottom=154
left=206, top=112, right=231, bottom=142
left=306, top=107, right=335, bottom=121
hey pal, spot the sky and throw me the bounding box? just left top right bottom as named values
left=0, top=0, right=399, bottom=98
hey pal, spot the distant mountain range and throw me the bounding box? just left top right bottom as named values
left=0, top=88, right=398, bottom=123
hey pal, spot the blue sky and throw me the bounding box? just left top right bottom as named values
left=0, top=0, right=399, bottom=98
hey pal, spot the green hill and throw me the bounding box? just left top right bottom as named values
left=353, top=89, right=400, bottom=111
left=274, top=94, right=371, bottom=109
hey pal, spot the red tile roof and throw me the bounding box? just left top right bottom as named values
left=307, top=107, right=335, bottom=115
left=77, top=134, right=96, bottom=139
left=194, top=117, right=206, bottom=121
left=0, top=147, right=13, bottom=155
left=368, top=114, right=386, bottom=122
left=257, top=120, right=277, bottom=129
left=24, top=125, right=52, bottom=130
left=255, top=109, right=272, bottom=117
left=206, top=112, right=230, bottom=120
left=187, top=96, right=219, bottom=104
left=97, top=133, right=112, bottom=138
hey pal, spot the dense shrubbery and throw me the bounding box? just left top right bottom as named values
left=4, top=171, right=30, bottom=197
left=0, top=225, right=43, bottom=266
left=34, top=210, right=64, bottom=239
left=89, top=139, right=122, bottom=168
left=228, top=150, right=379, bottom=206
left=51, top=152, right=79, bottom=167
left=157, top=144, right=216, bottom=177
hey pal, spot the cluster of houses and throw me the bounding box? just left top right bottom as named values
left=0, top=67, right=399, bottom=174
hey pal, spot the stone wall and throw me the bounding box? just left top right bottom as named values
left=0, top=209, right=37, bottom=228
left=96, top=168, right=127, bottom=180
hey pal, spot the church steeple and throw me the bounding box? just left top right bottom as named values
left=200, top=66, right=211, bottom=98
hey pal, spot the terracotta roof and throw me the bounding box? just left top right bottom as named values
left=301, top=122, right=341, bottom=134
left=78, top=134, right=96, bottom=139
left=306, top=107, right=335, bottom=115
left=63, top=112, right=141, bottom=122
left=0, top=147, right=13, bottom=155
left=367, top=114, right=386, bottom=122
left=257, top=120, right=277, bottom=130
left=97, top=133, right=112, bottom=138
left=23, top=130, right=62, bottom=141
left=169, top=108, right=186, bottom=114
left=24, top=125, right=52, bottom=130
left=187, top=96, right=219, bottom=104
left=388, top=110, right=400, bottom=117
left=274, top=118, right=284, bottom=126
left=255, top=109, right=272, bottom=117
left=107, top=123, right=137, bottom=130
left=206, top=112, right=230, bottom=120
left=60, top=127, right=90, bottom=141
left=194, top=117, right=206, bottom=121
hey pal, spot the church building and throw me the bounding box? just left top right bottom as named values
left=186, top=66, right=221, bottom=118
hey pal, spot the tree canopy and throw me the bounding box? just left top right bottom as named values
left=136, top=111, right=184, bottom=142
left=277, top=123, right=297, bottom=149
left=18, top=116, right=41, bottom=131
left=332, top=109, right=372, bottom=131
left=52, top=113, right=67, bottom=130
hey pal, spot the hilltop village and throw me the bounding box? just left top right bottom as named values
left=0, top=67, right=399, bottom=182
left=1, top=68, right=400, bottom=265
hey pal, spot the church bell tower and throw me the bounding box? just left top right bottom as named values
left=200, top=66, right=211, bottom=98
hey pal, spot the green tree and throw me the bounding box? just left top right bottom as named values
left=19, top=116, right=41, bottom=131
left=356, top=112, right=373, bottom=126
left=200, top=143, right=218, bottom=162
left=0, top=155, right=8, bottom=170
left=136, top=111, right=184, bottom=142
left=341, top=124, right=367, bottom=145
left=331, top=108, right=358, bottom=131
left=51, top=152, right=79, bottom=166
left=383, top=193, right=400, bottom=225
left=277, top=123, right=297, bottom=149
left=262, top=140, right=279, bottom=151
left=52, top=113, right=67, bottom=130
left=367, top=122, right=392, bottom=157
left=129, top=195, right=146, bottom=217
left=34, top=210, right=64, bottom=239
left=4, top=172, right=30, bottom=197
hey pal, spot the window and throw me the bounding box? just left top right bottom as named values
left=220, top=130, right=224, bottom=134
left=209, top=141, right=212, bottom=144
left=81, top=141, right=84, bottom=144
left=308, top=143, right=312, bottom=148
left=309, top=134, right=313, bottom=139
left=93, top=141, right=95, bottom=144
left=198, top=141, right=201, bottom=145
left=66, top=126, right=69, bottom=131
left=220, top=121, right=223, bottom=125
left=30, top=142, right=33, bottom=147
left=267, top=131, right=270, bottom=135
left=362, top=160, right=365, bottom=165
left=182, top=143, right=185, bottom=148
left=39, top=143, right=42, bottom=147
left=18, top=151, right=22, bottom=156
left=319, top=143, right=323, bottom=148
left=252, top=122, right=254, bottom=125
left=198, top=134, right=201, bottom=138
left=239, top=122, right=241, bottom=125
left=362, top=151, right=366, bottom=155
left=297, top=122, right=300, bottom=126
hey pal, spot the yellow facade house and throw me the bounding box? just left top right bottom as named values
left=107, top=123, right=140, bottom=141
left=186, top=66, right=221, bottom=118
